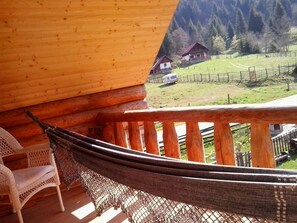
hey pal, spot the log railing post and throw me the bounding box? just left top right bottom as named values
left=214, top=122, right=235, bottom=165
left=102, top=122, right=116, bottom=144
left=162, top=121, right=180, bottom=159
left=128, top=122, right=143, bottom=151
left=143, top=121, right=159, bottom=155
left=115, top=122, right=128, bottom=148
left=250, top=123, right=276, bottom=168
left=186, top=121, right=204, bottom=162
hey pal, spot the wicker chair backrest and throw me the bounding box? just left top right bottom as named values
left=0, top=128, right=23, bottom=162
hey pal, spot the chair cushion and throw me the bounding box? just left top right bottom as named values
left=12, top=165, right=55, bottom=190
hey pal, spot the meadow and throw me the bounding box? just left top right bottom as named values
left=145, top=79, right=297, bottom=108
left=174, top=51, right=297, bottom=76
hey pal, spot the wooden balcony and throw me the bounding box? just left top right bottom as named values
left=96, top=104, right=297, bottom=168
left=0, top=186, right=129, bottom=223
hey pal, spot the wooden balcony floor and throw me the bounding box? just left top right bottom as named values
left=0, top=186, right=129, bottom=223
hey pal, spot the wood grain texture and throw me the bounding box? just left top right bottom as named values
left=143, top=121, right=159, bottom=155
left=0, top=0, right=178, bottom=111
left=102, top=122, right=116, bottom=144
left=0, top=85, right=146, bottom=128
left=214, top=122, right=235, bottom=165
left=5, top=99, right=147, bottom=141
left=115, top=122, right=128, bottom=148
left=128, top=122, right=143, bottom=151
left=186, top=121, right=204, bottom=162
left=162, top=122, right=180, bottom=159
left=95, top=105, right=297, bottom=124
left=250, top=123, right=276, bottom=168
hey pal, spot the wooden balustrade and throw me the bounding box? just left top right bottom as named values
left=96, top=105, right=297, bottom=168
left=186, top=121, right=204, bottom=162
left=128, top=122, right=143, bottom=152
left=143, top=121, right=159, bottom=155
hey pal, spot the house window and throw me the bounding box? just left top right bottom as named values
left=274, top=124, right=281, bottom=130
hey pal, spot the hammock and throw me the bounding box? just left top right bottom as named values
left=28, top=113, right=297, bottom=223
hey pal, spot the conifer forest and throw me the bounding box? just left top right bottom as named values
left=158, top=0, right=297, bottom=57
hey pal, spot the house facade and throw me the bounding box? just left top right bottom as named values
left=180, top=42, right=210, bottom=66
left=150, top=55, right=173, bottom=74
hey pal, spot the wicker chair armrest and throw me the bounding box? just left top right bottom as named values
left=0, top=164, right=17, bottom=187
left=17, top=143, right=50, bottom=154
left=17, top=143, right=53, bottom=167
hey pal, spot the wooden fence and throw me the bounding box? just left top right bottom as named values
left=236, top=127, right=297, bottom=167
left=147, top=63, right=297, bottom=84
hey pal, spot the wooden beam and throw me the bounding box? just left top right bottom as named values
left=214, top=122, right=235, bottom=165
left=96, top=105, right=297, bottom=124
left=0, top=85, right=146, bottom=128
left=162, top=122, right=180, bottom=159
left=6, top=100, right=148, bottom=140
left=186, top=121, right=204, bottom=162
left=250, top=123, right=276, bottom=168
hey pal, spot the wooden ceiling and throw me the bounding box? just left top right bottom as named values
left=0, top=0, right=178, bottom=112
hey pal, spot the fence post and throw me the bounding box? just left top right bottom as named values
left=201, top=74, right=203, bottom=82
left=288, top=64, right=290, bottom=74
left=278, top=65, right=281, bottom=75
left=208, top=73, right=210, bottom=82
left=287, top=80, right=290, bottom=91
left=265, top=68, right=268, bottom=79
left=227, top=72, right=229, bottom=82
left=236, top=152, right=244, bottom=166
left=240, top=71, right=243, bottom=81
left=217, top=74, right=220, bottom=82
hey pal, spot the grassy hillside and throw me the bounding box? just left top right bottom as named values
left=174, top=53, right=297, bottom=76
left=145, top=79, right=297, bottom=108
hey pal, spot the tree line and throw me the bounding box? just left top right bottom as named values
left=158, top=0, right=296, bottom=58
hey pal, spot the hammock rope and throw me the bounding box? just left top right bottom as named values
left=28, top=112, right=297, bottom=223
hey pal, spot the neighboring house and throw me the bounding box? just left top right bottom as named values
left=150, top=55, right=173, bottom=74
left=180, top=42, right=210, bottom=66
left=270, top=124, right=284, bottom=137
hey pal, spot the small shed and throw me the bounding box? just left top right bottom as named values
left=150, top=55, right=173, bottom=74
left=181, top=42, right=209, bottom=65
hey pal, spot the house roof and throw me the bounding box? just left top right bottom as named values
left=181, top=42, right=209, bottom=57
left=151, top=55, right=173, bottom=70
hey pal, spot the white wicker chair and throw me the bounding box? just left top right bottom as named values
left=0, top=127, right=65, bottom=223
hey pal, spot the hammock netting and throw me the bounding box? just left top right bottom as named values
left=29, top=114, right=297, bottom=223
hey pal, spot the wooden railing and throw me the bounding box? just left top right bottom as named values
left=95, top=104, right=297, bottom=168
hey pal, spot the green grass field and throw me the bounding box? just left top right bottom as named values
left=174, top=53, right=297, bottom=76
left=145, top=79, right=297, bottom=108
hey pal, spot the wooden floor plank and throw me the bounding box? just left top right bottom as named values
left=0, top=186, right=128, bottom=223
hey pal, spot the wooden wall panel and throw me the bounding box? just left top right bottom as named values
left=0, top=0, right=178, bottom=112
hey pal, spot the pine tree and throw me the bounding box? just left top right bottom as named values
left=227, top=22, right=235, bottom=48
left=235, top=9, right=247, bottom=35
left=268, top=0, right=290, bottom=51
left=169, top=18, right=179, bottom=32
left=227, top=22, right=235, bottom=40
left=281, top=0, right=292, bottom=18
left=188, top=20, right=199, bottom=44
left=158, top=32, right=175, bottom=57
left=248, top=7, right=265, bottom=34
